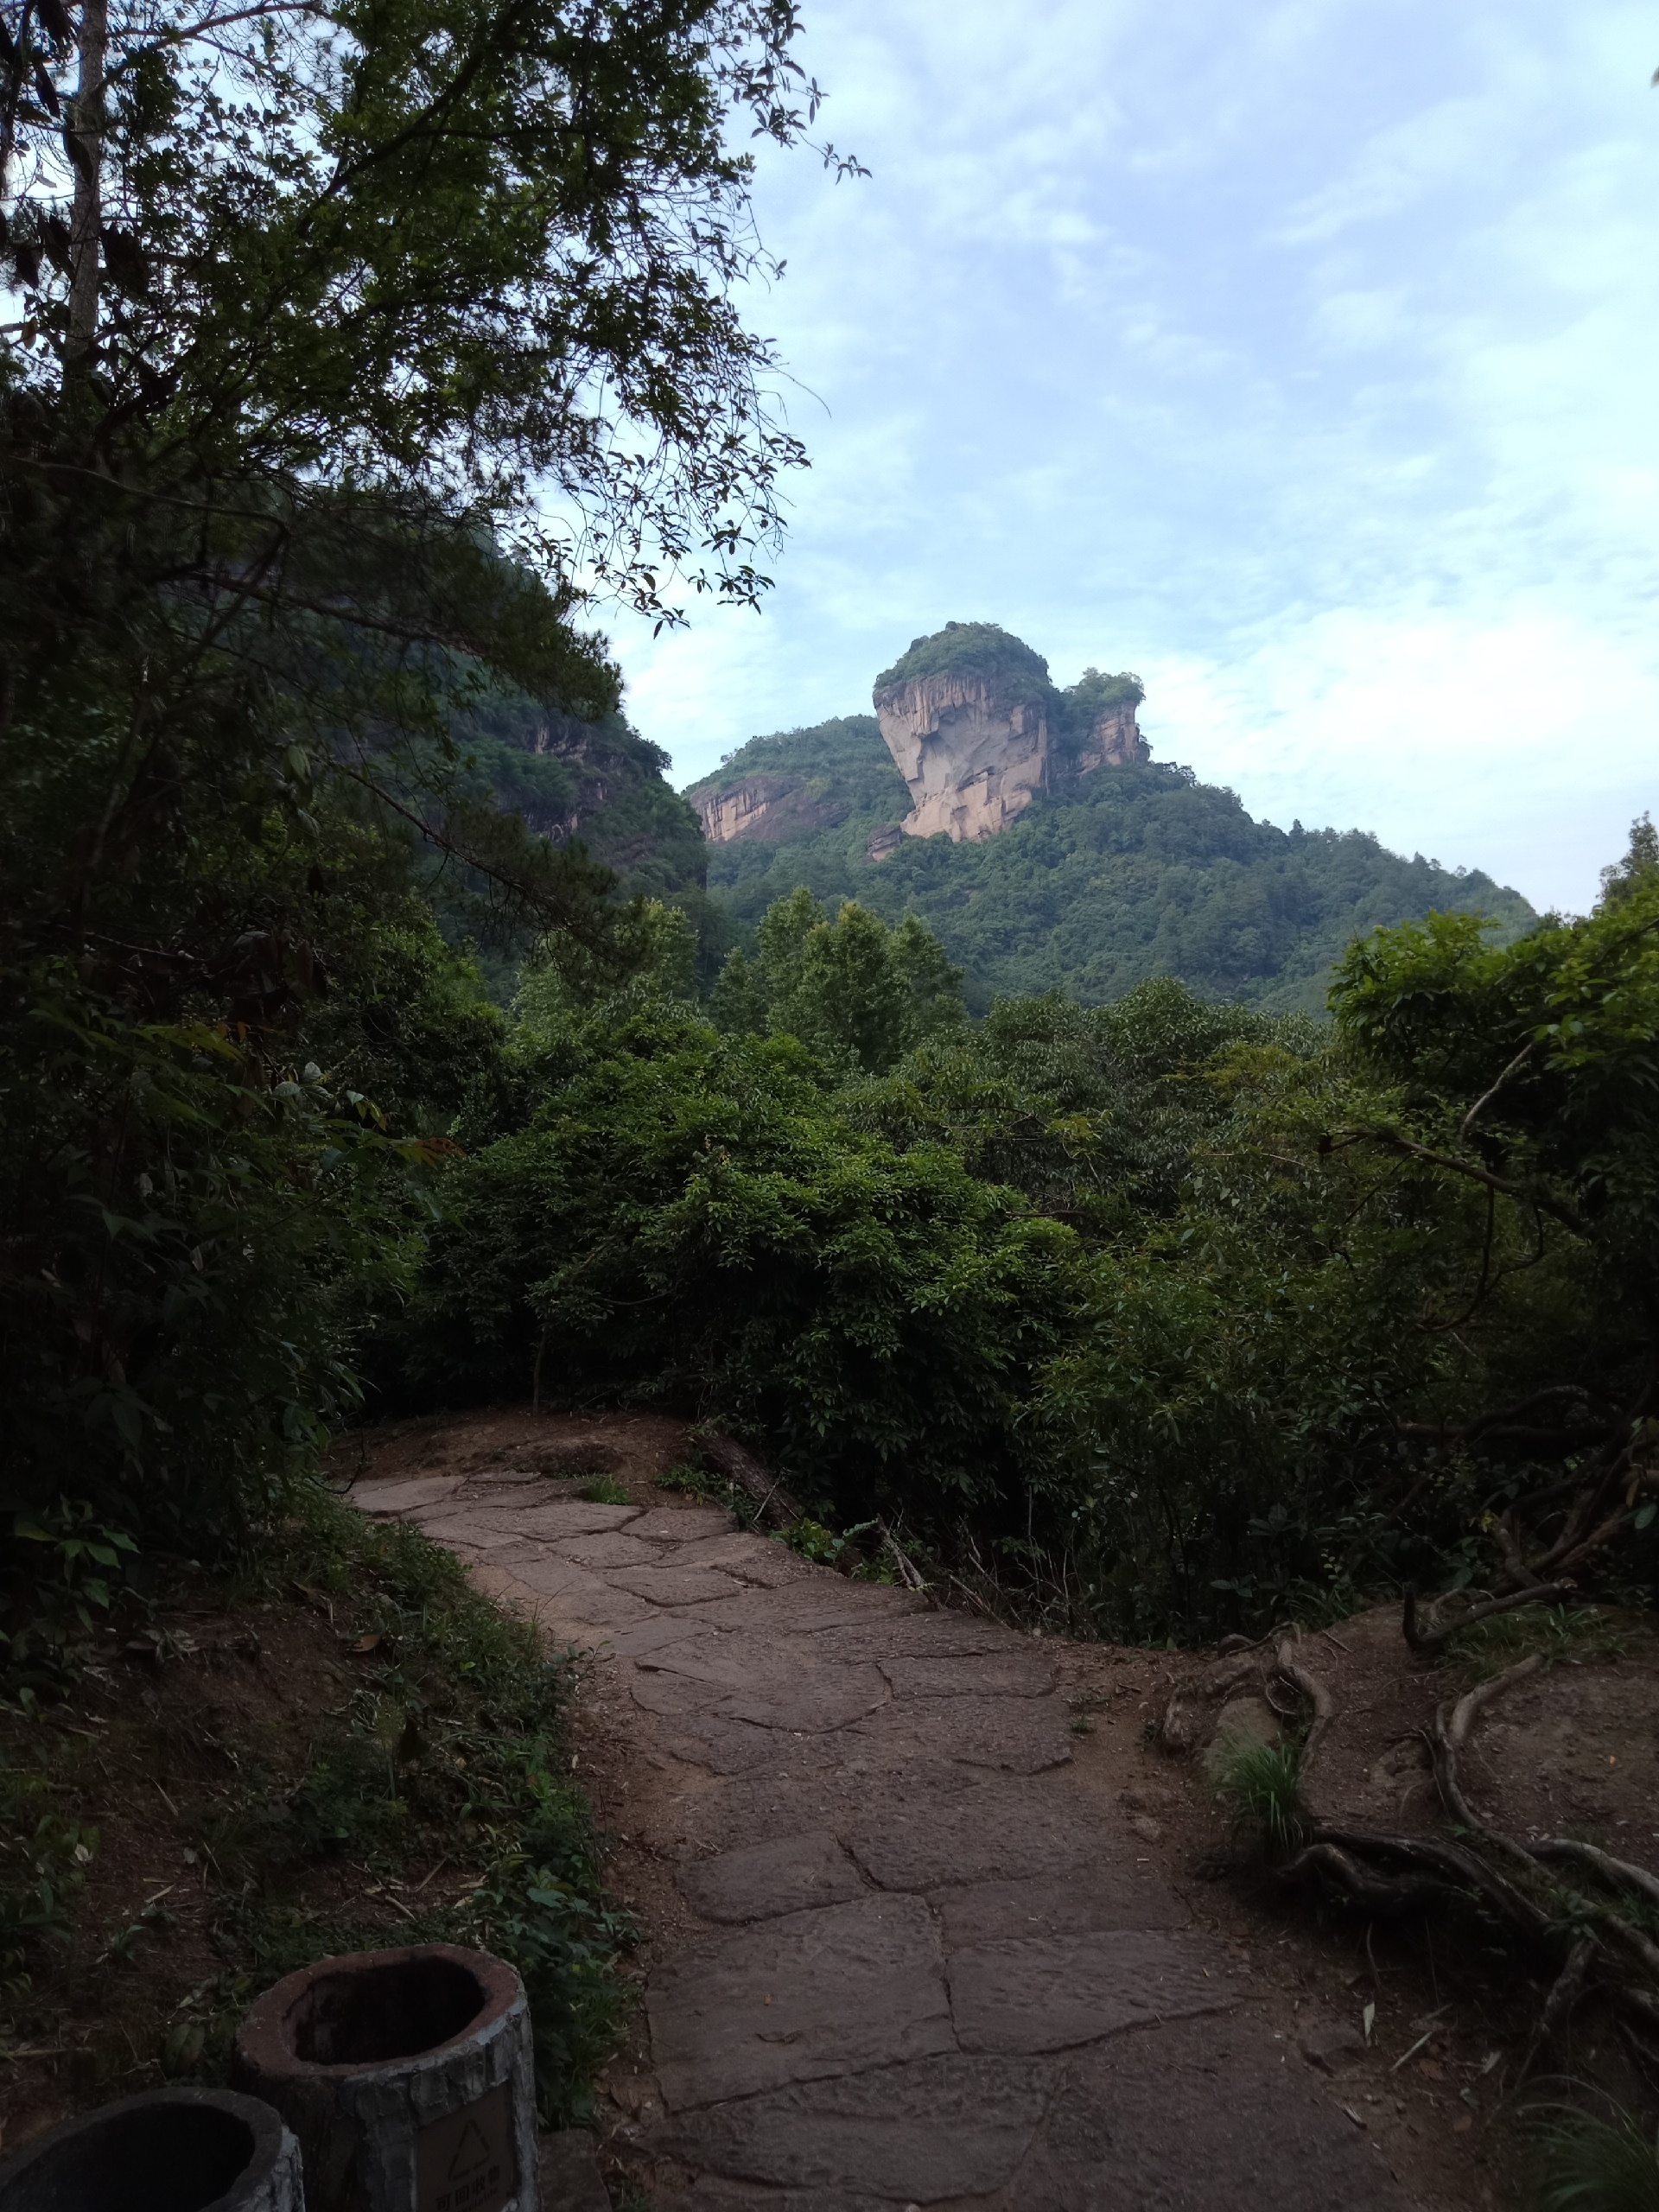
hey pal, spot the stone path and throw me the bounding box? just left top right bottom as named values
left=356, top=1465, right=1419, bottom=2211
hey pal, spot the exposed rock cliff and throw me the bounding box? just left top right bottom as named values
left=874, top=671, right=1051, bottom=843
left=1077, top=696, right=1148, bottom=773
left=693, top=773, right=847, bottom=847
left=464, top=702, right=706, bottom=893
left=870, top=625, right=1147, bottom=849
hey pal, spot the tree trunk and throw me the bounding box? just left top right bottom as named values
left=66, top=0, right=108, bottom=378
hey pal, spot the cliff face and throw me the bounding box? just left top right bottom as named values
left=1077, top=699, right=1148, bottom=773
left=873, top=672, right=1147, bottom=847
left=693, top=774, right=847, bottom=847
left=469, top=705, right=706, bottom=893
left=874, top=673, right=1051, bottom=843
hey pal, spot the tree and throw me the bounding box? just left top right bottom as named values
left=0, top=0, right=857, bottom=1660
left=715, top=888, right=965, bottom=1073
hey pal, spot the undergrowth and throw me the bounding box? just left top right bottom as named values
left=2, top=1490, right=631, bottom=2125
left=201, top=1491, right=632, bottom=2123
left=1529, top=2093, right=1659, bottom=2211
left=0, top=1758, right=99, bottom=2008
left=1448, top=1605, right=1627, bottom=1684
left=1211, top=1736, right=1307, bottom=1858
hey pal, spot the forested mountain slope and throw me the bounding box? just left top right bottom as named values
left=687, top=713, right=1536, bottom=1013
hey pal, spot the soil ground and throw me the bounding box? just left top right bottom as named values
left=0, top=1569, right=457, bottom=2154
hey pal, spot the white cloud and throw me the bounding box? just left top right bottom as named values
left=595, top=0, right=1659, bottom=918
left=1145, top=607, right=1659, bottom=912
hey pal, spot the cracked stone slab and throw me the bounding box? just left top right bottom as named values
left=505, top=1554, right=658, bottom=1626
left=843, top=1776, right=1100, bottom=1891
left=677, top=1832, right=865, bottom=1923
left=930, top=1867, right=1179, bottom=1948
left=351, top=1474, right=462, bottom=1516
left=1007, top=2012, right=1412, bottom=2209
left=646, top=1894, right=955, bottom=2109
left=630, top=1670, right=726, bottom=1719
left=609, top=1614, right=714, bottom=1661
left=849, top=1694, right=1072, bottom=1774
left=677, top=1583, right=926, bottom=1637
left=649, top=2053, right=1052, bottom=2202
left=483, top=1500, right=643, bottom=1537
left=548, top=1531, right=667, bottom=1569
left=411, top=1514, right=528, bottom=1550
left=611, top=1564, right=751, bottom=1606
left=649, top=1756, right=977, bottom=1865
left=670, top=1533, right=811, bottom=1587
left=879, top=1651, right=1058, bottom=1700
left=712, top=1665, right=890, bottom=1735
left=801, top=1617, right=1030, bottom=1666
left=656, top=1716, right=804, bottom=1776
left=627, top=1505, right=740, bottom=1541
left=632, top=1643, right=891, bottom=1735
left=949, top=1929, right=1231, bottom=2055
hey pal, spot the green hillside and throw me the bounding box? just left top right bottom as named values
left=688, top=711, right=1536, bottom=1015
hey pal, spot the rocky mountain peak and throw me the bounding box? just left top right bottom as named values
left=871, top=624, right=1147, bottom=849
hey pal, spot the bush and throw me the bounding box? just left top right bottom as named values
left=399, top=999, right=1078, bottom=1522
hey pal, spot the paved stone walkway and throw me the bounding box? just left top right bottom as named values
left=356, top=1468, right=1417, bottom=2211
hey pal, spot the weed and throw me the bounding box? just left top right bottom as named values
left=1450, top=1605, right=1626, bottom=1684
left=1529, top=2094, right=1659, bottom=2210
left=165, top=1489, right=632, bottom=2124
left=577, top=1478, right=632, bottom=1506
left=656, top=1461, right=763, bottom=1532
left=0, top=1754, right=99, bottom=2005
left=655, top=1463, right=714, bottom=1499
left=1211, top=1738, right=1306, bottom=1858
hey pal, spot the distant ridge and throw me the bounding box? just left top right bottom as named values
left=683, top=624, right=1536, bottom=1014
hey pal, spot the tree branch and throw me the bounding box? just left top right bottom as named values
left=1334, top=1127, right=1592, bottom=1239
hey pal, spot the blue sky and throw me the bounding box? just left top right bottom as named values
left=604, top=0, right=1659, bottom=916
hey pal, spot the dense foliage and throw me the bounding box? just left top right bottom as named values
left=694, top=715, right=1536, bottom=1014
left=874, top=620, right=1053, bottom=696
left=387, top=819, right=1658, bottom=1643
left=0, top=0, right=850, bottom=1674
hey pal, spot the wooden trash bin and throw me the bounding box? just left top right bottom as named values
left=234, top=1945, right=538, bottom=2212
left=0, top=2087, right=301, bottom=2212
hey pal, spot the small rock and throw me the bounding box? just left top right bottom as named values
left=1200, top=1695, right=1281, bottom=1778
left=1300, top=2019, right=1367, bottom=2074
left=1202, top=1651, right=1264, bottom=1700
left=1156, top=1693, right=1205, bottom=1752
left=1127, top=1814, right=1162, bottom=1843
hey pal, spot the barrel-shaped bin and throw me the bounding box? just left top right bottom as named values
left=0, top=2087, right=301, bottom=2212
left=234, top=1944, right=538, bottom=2212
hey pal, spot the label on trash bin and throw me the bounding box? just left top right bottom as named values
left=416, top=2083, right=516, bottom=2212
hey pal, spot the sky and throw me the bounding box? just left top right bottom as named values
left=603, top=0, right=1659, bottom=916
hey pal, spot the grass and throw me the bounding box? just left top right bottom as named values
left=1211, top=1737, right=1307, bottom=1858
left=577, top=1477, right=632, bottom=1506
left=1529, top=2095, right=1659, bottom=2210
left=0, top=1757, right=98, bottom=2006
left=1449, top=1604, right=1626, bottom=1684
left=218, top=1493, right=632, bottom=2122
left=656, top=1459, right=762, bottom=1531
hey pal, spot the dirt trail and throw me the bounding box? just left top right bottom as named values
left=352, top=1414, right=1430, bottom=2211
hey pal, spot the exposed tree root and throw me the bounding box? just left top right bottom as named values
left=1273, top=1637, right=1334, bottom=1772
left=687, top=1427, right=807, bottom=1532
left=1521, top=1936, right=1599, bottom=2081
left=1265, top=1640, right=1659, bottom=2055
left=1402, top=1583, right=1572, bottom=1655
